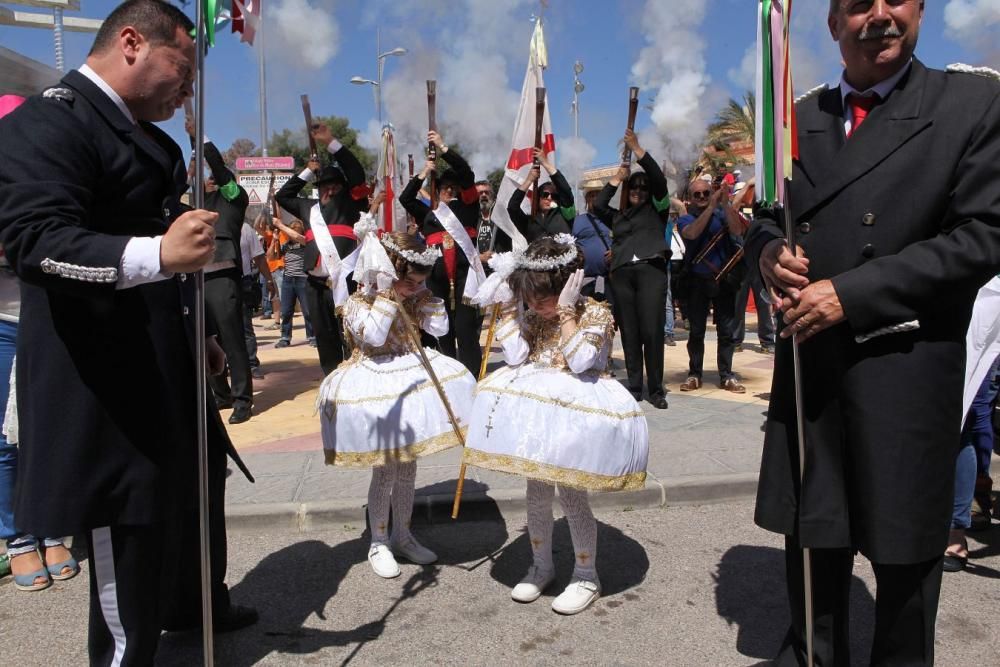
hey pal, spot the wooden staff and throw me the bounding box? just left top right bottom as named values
left=426, top=80, right=438, bottom=208
left=391, top=291, right=467, bottom=495
left=618, top=87, right=640, bottom=211
left=301, top=94, right=318, bottom=159
left=408, top=153, right=414, bottom=179
left=530, top=87, right=546, bottom=217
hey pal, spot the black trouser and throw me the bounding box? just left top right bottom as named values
left=427, top=275, right=482, bottom=376
left=87, top=524, right=166, bottom=665
left=161, top=442, right=233, bottom=632
left=306, top=277, right=347, bottom=376
left=778, top=537, right=944, bottom=667
left=686, top=274, right=738, bottom=381
left=610, top=260, right=667, bottom=398
left=734, top=270, right=776, bottom=347
left=206, top=269, right=253, bottom=409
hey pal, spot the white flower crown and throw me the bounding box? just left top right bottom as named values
left=380, top=235, right=441, bottom=267
left=517, top=233, right=579, bottom=271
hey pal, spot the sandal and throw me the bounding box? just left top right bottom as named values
left=11, top=550, right=52, bottom=592
left=45, top=545, right=80, bottom=581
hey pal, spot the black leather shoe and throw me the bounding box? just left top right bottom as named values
left=215, top=604, right=259, bottom=633
left=648, top=394, right=668, bottom=409
left=228, top=406, right=252, bottom=424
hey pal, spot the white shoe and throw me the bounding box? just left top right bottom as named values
left=511, top=565, right=555, bottom=603
left=551, top=577, right=601, bottom=615
left=368, top=544, right=401, bottom=579
left=390, top=535, right=438, bottom=565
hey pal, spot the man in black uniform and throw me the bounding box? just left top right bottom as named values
left=399, top=130, right=482, bottom=375
left=594, top=129, right=670, bottom=409
left=0, top=1, right=255, bottom=663
left=747, top=1, right=1000, bottom=663
left=275, top=123, right=367, bottom=375
left=185, top=118, right=266, bottom=424
left=507, top=147, right=576, bottom=242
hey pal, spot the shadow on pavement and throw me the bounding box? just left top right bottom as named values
left=965, top=522, right=1000, bottom=578
left=249, top=359, right=324, bottom=415
left=489, top=519, right=649, bottom=598
left=714, top=545, right=875, bottom=662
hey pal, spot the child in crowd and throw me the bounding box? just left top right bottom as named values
left=463, top=234, right=649, bottom=614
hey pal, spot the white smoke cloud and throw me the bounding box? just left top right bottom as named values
left=629, top=0, right=711, bottom=167
left=270, top=0, right=340, bottom=69
left=728, top=44, right=757, bottom=91
left=944, top=0, right=1000, bottom=66
left=372, top=0, right=535, bottom=176
left=555, top=136, right=597, bottom=190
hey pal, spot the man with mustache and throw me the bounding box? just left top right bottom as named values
left=0, top=1, right=257, bottom=661
left=746, top=1, right=1000, bottom=664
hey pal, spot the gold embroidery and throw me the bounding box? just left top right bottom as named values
left=462, top=448, right=646, bottom=492
left=324, top=428, right=466, bottom=467
left=475, top=385, right=642, bottom=420
left=324, top=369, right=470, bottom=405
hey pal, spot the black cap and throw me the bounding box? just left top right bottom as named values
left=315, top=164, right=347, bottom=186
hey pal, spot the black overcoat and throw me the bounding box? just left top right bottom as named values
left=0, top=71, right=247, bottom=537
left=744, top=60, right=1000, bottom=564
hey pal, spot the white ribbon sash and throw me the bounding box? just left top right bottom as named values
left=434, top=202, right=487, bottom=303
left=308, top=204, right=343, bottom=280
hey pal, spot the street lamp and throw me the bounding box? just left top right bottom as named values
left=350, top=30, right=406, bottom=127
left=572, top=60, right=584, bottom=139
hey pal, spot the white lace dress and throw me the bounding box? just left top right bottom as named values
left=463, top=298, right=649, bottom=491
left=317, top=290, right=476, bottom=467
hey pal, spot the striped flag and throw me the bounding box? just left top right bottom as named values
left=231, top=0, right=261, bottom=46
left=755, top=0, right=797, bottom=205
left=490, top=16, right=555, bottom=252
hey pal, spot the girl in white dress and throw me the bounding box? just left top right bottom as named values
left=464, top=234, right=649, bottom=614
left=317, top=226, right=476, bottom=579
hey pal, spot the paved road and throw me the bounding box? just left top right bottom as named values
left=2, top=501, right=998, bottom=666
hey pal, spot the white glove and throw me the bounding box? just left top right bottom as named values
left=557, top=268, right=584, bottom=309
left=376, top=272, right=394, bottom=292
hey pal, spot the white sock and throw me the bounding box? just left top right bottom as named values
left=558, top=485, right=597, bottom=582
left=526, top=479, right=555, bottom=572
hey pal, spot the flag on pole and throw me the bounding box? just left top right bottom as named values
left=231, top=0, right=261, bottom=45
left=491, top=17, right=555, bottom=252
left=755, top=0, right=796, bottom=206
left=378, top=125, right=399, bottom=232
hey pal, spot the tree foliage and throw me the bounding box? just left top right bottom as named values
left=267, top=115, right=376, bottom=175
left=222, top=138, right=258, bottom=169
left=707, top=91, right=755, bottom=148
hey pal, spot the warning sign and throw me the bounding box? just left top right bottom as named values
left=238, top=172, right=294, bottom=206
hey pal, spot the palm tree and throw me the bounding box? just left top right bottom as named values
left=707, top=91, right=756, bottom=147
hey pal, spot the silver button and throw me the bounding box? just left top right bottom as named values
left=182, top=306, right=190, bottom=316
left=862, top=212, right=876, bottom=226
left=179, top=273, right=187, bottom=282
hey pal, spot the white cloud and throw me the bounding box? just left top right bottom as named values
left=270, top=0, right=340, bottom=69
left=944, top=0, right=1000, bottom=66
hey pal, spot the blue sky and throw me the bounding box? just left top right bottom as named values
left=1, top=0, right=992, bottom=176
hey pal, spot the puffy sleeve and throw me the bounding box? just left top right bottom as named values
left=342, top=292, right=398, bottom=347
left=418, top=294, right=449, bottom=337
left=495, top=302, right=529, bottom=366
left=561, top=299, right=614, bottom=374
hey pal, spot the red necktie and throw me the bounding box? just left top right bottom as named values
left=846, top=93, right=879, bottom=138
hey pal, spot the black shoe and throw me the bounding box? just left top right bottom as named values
left=251, top=366, right=266, bottom=380
left=228, top=406, right=251, bottom=424
left=274, top=339, right=290, bottom=349
left=648, top=394, right=668, bottom=409
left=215, top=604, right=259, bottom=633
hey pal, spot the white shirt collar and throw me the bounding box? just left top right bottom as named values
left=78, top=63, right=136, bottom=126
left=838, top=59, right=912, bottom=107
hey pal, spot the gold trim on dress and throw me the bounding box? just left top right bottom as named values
left=325, top=428, right=467, bottom=467
left=462, top=448, right=646, bottom=492
left=474, top=385, right=642, bottom=419
left=326, top=369, right=471, bottom=405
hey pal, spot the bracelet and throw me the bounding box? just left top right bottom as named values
left=558, top=305, right=577, bottom=325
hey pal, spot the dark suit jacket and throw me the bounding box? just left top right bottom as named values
left=0, top=70, right=247, bottom=536
left=203, top=141, right=249, bottom=265
left=745, top=60, right=1000, bottom=563
left=506, top=169, right=575, bottom=242
left=275, top=145, right=366, bottom=273
left=594, top=152, right=670, bottom=271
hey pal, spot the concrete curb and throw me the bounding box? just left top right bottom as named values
left=224, top=472, right=759, bottom=533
